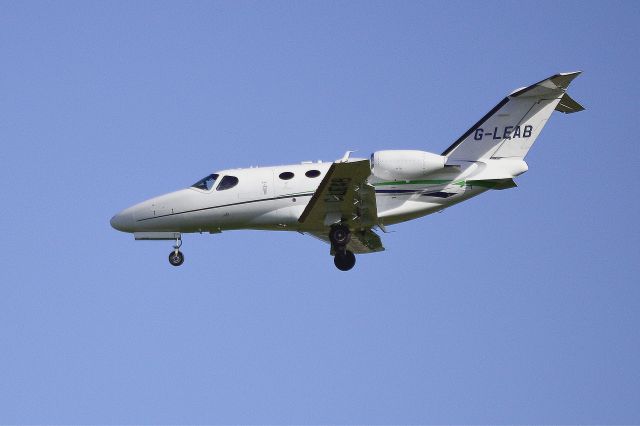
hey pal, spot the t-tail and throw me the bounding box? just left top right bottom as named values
left=442, top=71, right=584, bottom=161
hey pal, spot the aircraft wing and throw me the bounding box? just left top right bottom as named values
left=298, top=158, right=378, bottom=231
left=305, top=228, right=385, bottom=254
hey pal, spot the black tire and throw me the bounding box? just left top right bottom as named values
left=329, top=225, right=351, bottom=246
left=334, top=250, right=356, bottom=271
left=169, top=250, right=184, bottom=266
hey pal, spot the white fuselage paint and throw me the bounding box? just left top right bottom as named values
left=112, top=158, right=525, bottom=235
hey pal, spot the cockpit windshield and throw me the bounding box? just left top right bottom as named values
left=191, top=174, right=219, bottom=191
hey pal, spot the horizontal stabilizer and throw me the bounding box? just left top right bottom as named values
left=481, top=178, right=517, bottom=190
left=555, top=93, right=585, bottom=114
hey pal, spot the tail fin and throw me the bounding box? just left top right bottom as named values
left=442, top=72, right=584, bottom=161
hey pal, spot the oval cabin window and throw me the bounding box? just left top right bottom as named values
left=305, top=170, right=321, bottom=178
left=279, top=172, right=294, bottom=180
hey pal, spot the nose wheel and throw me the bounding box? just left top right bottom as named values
left=169, top=250, right=184, bottom=266
left=168, top=235, right=184, bottom=267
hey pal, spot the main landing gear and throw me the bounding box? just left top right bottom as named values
left=330, top=224, right=356, bottom=271
left=168, top=235, right=184, bottom=267
left=334, top=249, right=356, bottom=271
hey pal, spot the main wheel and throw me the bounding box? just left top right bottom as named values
left=334, top=250, right=356, bottom=271
left=329, top=225, right=351, bottom=246
left=169, top=250, right=184, bottom=266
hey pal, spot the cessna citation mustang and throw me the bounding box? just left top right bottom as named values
left=111, top=72, right=584, bottom=271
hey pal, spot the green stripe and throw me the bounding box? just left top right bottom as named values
left=373, top=179, right=452, bottom=186
left=372, top=179, right=510, bottom=189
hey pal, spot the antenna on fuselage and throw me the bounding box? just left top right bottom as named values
left=339, top=150, right=356, bottom=163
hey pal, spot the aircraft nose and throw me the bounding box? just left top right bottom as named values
left=110, top=209, right=135, bottom=232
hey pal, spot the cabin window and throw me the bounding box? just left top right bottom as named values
left=279, top=171, right=294, bottom=180
left=305, top=169, right=321, bottom=178
left=191, top=174, right=219, bottom=191
left=216, top=175, right=239, bottom=191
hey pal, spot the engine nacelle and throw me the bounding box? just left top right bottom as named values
left=370, top=150, right=446, bottom=181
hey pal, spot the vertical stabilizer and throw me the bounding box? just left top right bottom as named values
left=442, top=72, right=584, bottom=161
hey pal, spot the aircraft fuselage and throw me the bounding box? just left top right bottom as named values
left=111, top=159, right=491, bottom=234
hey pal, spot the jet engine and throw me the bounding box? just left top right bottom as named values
left=370, top=150, right=446, bottom=181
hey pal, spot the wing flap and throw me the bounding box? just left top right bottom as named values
left=306, top=228, right=385, bottom=254
left=347, top=228, right=385, bottom=253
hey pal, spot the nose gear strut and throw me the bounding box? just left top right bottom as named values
left=168, top=235, right=184, bottom=266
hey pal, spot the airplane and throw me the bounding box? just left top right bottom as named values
left=111, top=71, right=584, bottom=271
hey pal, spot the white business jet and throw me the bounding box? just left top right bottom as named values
left=111, top=72, right=583, bottom=271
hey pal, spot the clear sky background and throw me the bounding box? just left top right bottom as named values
left=1, top=0, right=639, bottom=423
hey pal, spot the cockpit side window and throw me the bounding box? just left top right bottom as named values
left=216, top=175, right=239, bottom=191
left=191, top=174, right=219, bottom=191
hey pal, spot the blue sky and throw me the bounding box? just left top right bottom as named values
left=1, top=0, right=639, bottom=423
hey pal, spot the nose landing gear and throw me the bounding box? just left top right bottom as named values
left=168, top=235, right=184, bottom=267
